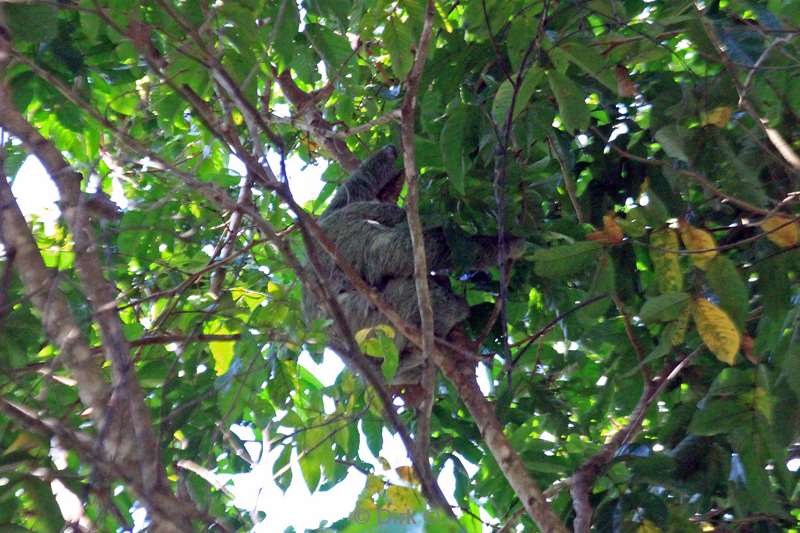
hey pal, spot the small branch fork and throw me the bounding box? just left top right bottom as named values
left=567, top=348, right=701, bottom=532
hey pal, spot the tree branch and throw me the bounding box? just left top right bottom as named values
left=700, top=17, right=800, bottom=170
left=568, top=347, right=701, bottom=532
left=0, top=31, right=181, bottom=526
left=0, top=397, right=226, bottom=533
left=399, top=0, right=438, bottom=481
left=0, top=156, right=111, bottom=425
left=590, top=126, right=770, bottom=215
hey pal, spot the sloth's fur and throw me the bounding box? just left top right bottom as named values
left=303, top=146, right=521, bottom=383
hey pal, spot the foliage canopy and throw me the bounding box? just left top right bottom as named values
left=0, top=0, right=798, bottom=531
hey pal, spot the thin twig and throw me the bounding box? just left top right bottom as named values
left=590, top=125, right=770, bottom=215
left=568, top=347, right=702, bottom=532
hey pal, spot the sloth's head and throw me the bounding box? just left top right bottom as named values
left=361, top=144, right=399, bottom=181
left=362, top=145, right=404, bottom=204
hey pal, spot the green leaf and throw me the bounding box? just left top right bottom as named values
left=3, top=149, right=27, bottom=179
left=491, top=69, right=543, bottom=126
left=270, top=1, right=300, bottom=68
left=20, top=478, right=64, bottom=532
left=546, top=70, right=590, bottom=133
left=5, top=4, right=58, bottom=43
left=640, top=292, right=691, bottom=323
left=654, top=125, right=690, bottom=162
left=533, top=241, right=602, bottom=279
left=361, top=414, right=383, bottom=458
left=383, top=16, right=414, bottom=78
left=440, top=104, right=467, bottom=194
left=578, top=251, right=615, bottom=320
left=688, top=399, right=751, bottom=436
left=356, top=325, right=400, bottom=382
left=706, top=255, right=748, bottom=331
left=551, top=41, right=617, bottom=92
left=299, top=452, right=321, bottom=492
left=305, top=23, right=352, bottom=69
left=302, top=426, right=337, bottom=487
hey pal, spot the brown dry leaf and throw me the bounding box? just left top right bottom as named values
left=692, top=298, right=740, bottom=365
left=603, top=214, right=625, bottom=244
left=586, top=230, right=613, bottom=244
left=615, top=65, right=638, bottom=97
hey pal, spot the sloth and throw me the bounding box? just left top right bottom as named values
left=302, top=145, right=523, bottom=384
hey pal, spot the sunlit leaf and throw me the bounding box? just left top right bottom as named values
left=700, top=106, right=733, bottom=128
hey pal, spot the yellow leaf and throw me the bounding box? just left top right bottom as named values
left=231, top=287, right=265, bottom=311
left=266, top=281, right=281, bottom=294
left=210, top=340, right=235, bottom=375
left=6, top=432, right=42, bottom=454
left=354, top=324, right=396, bottom=345
left=678, top=220, right=717, bottom=270
left=692, top=298, right=740, bottom=365
left=701, top=106, right=733, bottom=128
left=761, top=214, right=799, bottom=248
left=395, top=465, right=418, bottom=485
left=637, top=519, right=662, bottom=533
left=384, top=485, right=422, bottom=514
left=364, top=474, right=384, bottom=497
left=204, top=323, right=237, bottom=375
left=231, top=109, right=244, bottom=126
left=650, top=228, right=683, bottom=293
left=670, top=305, right=691, bottom=346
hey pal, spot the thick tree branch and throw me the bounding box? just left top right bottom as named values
left=0, top=32, right=183, bottom=529
left=433, top=347, right=568, bottom=533
left=0, top=83, right=168, bottom=492
left=399, top=0, right=438, bottom=479
left=273, top=68, right=361, bottom=171
left=0, top=159, right=111, bottom=424
left=0, top=398, right=226, bottom=533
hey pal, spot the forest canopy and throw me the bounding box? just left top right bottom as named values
left=0, top=0, right=798, bottom=532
